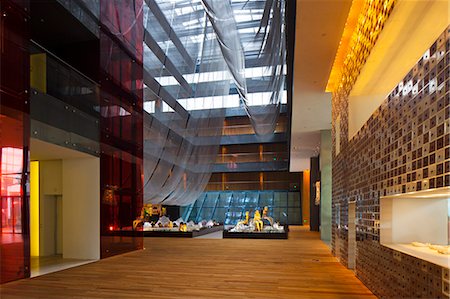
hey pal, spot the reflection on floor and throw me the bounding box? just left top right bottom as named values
left=30, top=255, right=95, bottom=278
left=194, top=230, right=223, bottom=239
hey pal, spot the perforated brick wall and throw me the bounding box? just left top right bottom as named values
left=332, top=26, right=450, bottom=298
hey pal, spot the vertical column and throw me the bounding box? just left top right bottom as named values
left=99, top=0, right=144, bottom=258
left=0, top=0, right=31, bottom=283
left=320, top=130, right=332, bottom=243
left=302, top=170, right=310, bottom=226
left=310, top=156, right=320, bottom=231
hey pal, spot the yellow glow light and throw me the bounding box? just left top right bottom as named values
left=326, top=0, right=365, bottom=92
left=30, top=161, right=40, bottom=256
left=326, top=0, right=395, bottom=93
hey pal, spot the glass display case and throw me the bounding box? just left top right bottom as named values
left=380, top=187, right=450, bottom=268
left=134, top=204, right=223, bottom=238
left=223, top=206, right=288, bottom=239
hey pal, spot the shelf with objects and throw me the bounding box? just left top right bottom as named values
left=380, top=187, right=450, bottom=269
left=133, top=204, right=223, bottom=238
left=223, top=206, right=288, bottom=239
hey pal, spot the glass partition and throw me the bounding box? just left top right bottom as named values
left=182, top=190, right=301, bottom=225
left=0, top=0, right=31, bottom=283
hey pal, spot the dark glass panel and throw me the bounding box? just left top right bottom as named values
left=99, top=0, right=143, bottom=258
left=0, top=0, right=30, bottom=283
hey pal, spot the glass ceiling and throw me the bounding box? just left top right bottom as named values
left=143, top=0, right=287, bottom=113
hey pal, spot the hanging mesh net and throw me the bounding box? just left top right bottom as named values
left=143, top=0, right=287, bottom=205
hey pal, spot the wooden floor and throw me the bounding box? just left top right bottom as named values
left=1, top=227, right=375, bottom=299
left=30, top=255, right=95, bottom=278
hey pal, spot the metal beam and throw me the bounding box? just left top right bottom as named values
left=144, top=30, right=193, bottom=96
left=143, top=69, right=190, bottom=120
left=145, top=0, right=195, bottom=69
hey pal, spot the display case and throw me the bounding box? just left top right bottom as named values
left=142, top=218, right=223, bottom=238
left=223, top=207, right=288, bottom=239
left=133, top=204, right=223, bottom=238
left=380, top=187, right=450, bottom=268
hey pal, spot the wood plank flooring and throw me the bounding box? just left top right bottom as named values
left=30, top=255, right=95, bottom=278
left=1, top=226, right=375, bottom=299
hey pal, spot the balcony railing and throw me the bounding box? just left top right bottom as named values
left=205, top=180, right=298, bottom=191
left=222, top=122, right=287, bottom=136
left=30, top=41, right=100, bottom=156
left=216, top=151, right=288, bottom=164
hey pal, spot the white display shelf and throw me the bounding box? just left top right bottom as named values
left=380, top=187, right=450, bottom=268
left=383, top=243, right=450, bottom=269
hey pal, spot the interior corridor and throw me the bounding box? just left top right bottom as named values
left=0, top=227, right=374, bottom=299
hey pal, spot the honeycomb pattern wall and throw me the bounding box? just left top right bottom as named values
left=332, top=25, right=450, bottom=298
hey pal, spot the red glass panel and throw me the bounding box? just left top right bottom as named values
left=99, top=0, right=143, bottom=258
left=0, top=0, right=30, bottom=283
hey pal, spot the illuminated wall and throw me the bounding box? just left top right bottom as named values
left=332, top=22, right=450, bottom=299
left=30, top=161, right=39, bottom=257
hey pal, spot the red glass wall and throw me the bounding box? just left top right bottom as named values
left=99, top=0, right=144, bottom=258
left=0, top=0, right=31, bottom=283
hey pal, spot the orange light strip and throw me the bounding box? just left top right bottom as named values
left=325, top=0, right=364, bottom=92
left=326, top=0, right=395, bottom=92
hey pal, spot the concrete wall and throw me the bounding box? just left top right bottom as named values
left=62, top=158, right=100, bottom=260
left=320, top=130, right=332, bottom=244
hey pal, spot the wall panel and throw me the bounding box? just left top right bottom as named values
left=332, top=26, right=450, bottom=298
left=99, top=0, right=144, bottom=258
left=0, top=0, right=31, bottom=283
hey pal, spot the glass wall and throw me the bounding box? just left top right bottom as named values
left=99, top=0, right=144, bottom=258
left=0, top=0, right=31, bottom=283
left=181, top=191, right=302, bottom=225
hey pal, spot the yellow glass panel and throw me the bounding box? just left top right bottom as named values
left=30, top=53, right=47, bottom=93
left=30, top=161, right=39, bottom=256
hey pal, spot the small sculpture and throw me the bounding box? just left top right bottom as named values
left=179, top=222, right=187, bottom=232
left=173, top=217, right=185, bottom=227
left=155, top=215, right=171, bottom=227
left=411, top=242, right=430, bottom=247
left=205, top=220, right=215, bottom=228
left=237, top=211, right=250, bottom=226
left=253, top=210, right=263, bottom=231
left=262, top=206, right=274, bottom=226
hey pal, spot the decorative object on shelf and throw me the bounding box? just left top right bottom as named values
left=179, top=223, right=187, bottom=232
left=254, top=210, right=263, bottom=231
left=140, top=215, right=221, bottom=234
left=428, top=244, right=448, bottom=251
left=262, top=206, right=274, bottom=226
left=237, top=211, right=250, bottom=226
left=230, top=206, right=284, bottom=234
left=155, top=216, right=170, bottom=228
left=410, top=242, right=450, bottom=255
left=437, top=247, right=450, bottom=255
left=315, top=181, right=321, bottom=206
left=411, top=242, right=430, bottom=247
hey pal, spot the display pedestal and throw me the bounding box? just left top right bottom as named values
left=223, top=226, right=288, bottom=239
left=143, top=225, right=223, bottom=238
